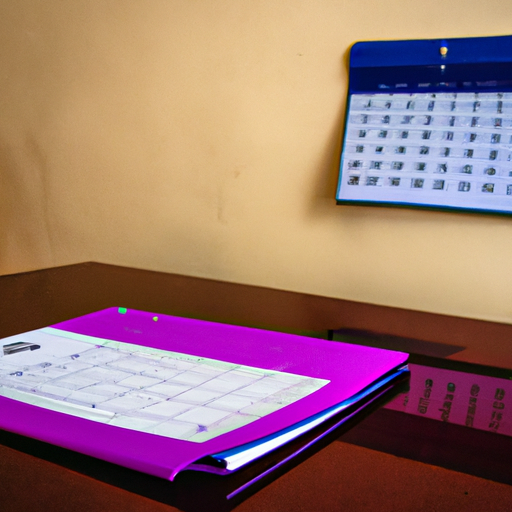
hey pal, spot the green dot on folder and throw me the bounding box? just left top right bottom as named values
left=153, top=316, right=158, bottom=322
left=118, top=307, right=127, bottom=314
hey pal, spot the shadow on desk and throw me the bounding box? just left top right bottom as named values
left=342, top=407, right=512, bottom=487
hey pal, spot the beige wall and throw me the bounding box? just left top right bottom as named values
left=2, top=1, right=512, bottom=324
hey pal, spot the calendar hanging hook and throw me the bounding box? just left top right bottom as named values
left=440, top=40, right=448, bottom=57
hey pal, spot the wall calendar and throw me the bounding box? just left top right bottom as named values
left=336, top=35, right=512, bottom=215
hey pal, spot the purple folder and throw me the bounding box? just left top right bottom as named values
left=0, top=308, right=408, bottom=482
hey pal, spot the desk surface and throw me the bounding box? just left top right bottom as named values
left=2, top=262, right=512, bottom=511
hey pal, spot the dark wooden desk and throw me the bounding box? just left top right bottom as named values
left=2, top=263, right=512, bottom=511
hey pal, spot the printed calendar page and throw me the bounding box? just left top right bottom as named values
left=0, top=328, right=329, bottom=443
left=337, top=91, right=512, bottom=213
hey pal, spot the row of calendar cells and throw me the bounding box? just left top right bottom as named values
left=348, top=112, right=512, bottom=129
left=350, top=95, right=512, bottom=114
left=345, top=174, right=512, bottom=195
left=346, top=128, right=511, bottom=147
left=344, top=158, right=511, bottom=177
left=345, top=144, right=511, bottom=165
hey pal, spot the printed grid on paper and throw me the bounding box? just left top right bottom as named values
left=338, top=92, right=512, bottom=212
left=0, top=328, right=328, bottom=443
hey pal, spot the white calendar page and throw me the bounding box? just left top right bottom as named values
left=337, top=92, right=512, bottom=214
left=0, top=328, right=329, bottom=443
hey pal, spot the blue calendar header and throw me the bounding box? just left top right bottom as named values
left=349, top=35, right=512, bottom=94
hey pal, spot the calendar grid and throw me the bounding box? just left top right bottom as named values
left=338, top=91, right=512, bottom=213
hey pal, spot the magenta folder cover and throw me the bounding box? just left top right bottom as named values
left=0, top=308, right=408, bottom=481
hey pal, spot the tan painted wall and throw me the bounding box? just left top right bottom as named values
left=1, top=1, right=512, bottom=324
